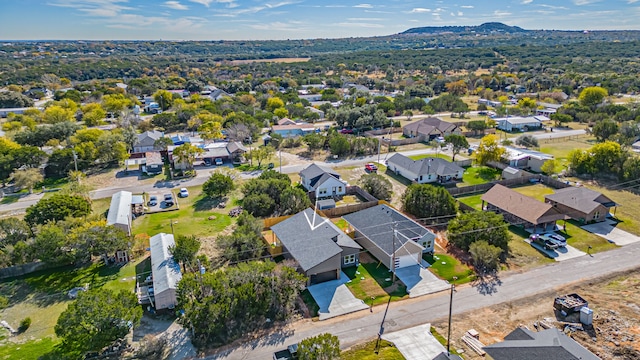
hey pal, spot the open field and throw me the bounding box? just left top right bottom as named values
left=510, top=183, right=555, bottom=201
left=432, top=269, right=640, bottom=360
left=539, top=135, right=595, bottom=162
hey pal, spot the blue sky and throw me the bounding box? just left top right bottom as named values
left=1, top=0, right=639, bottom=40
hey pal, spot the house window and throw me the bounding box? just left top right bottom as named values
left=594, top=211, right=600, bottom=220
left=419, top=175, right=423, bottom=181
left=425, top=241, right=432, bottom=248
left=319, top=188, right=327, bottom=195
left=344, top=254, right=356, bottom=265
left=338, top=186, right=342, bottom=192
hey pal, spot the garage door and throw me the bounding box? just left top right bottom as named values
left=310, top=270, right=338, bottom=284
left=395, top=254, right=419, bottom=269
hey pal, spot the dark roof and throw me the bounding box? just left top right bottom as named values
left=135, top=130, right=164, bottom=147
left=226, top=141, right=247, bottom=154
left=484, top=327, right=600, bottom=360
left=545, top=187, right=616, bottom=214
left=403, top=117, right=458, bottom=136
left=482, top=184, right=566, bottom=225
left=387, top=153, right=464, bottom=177
left=433, top=353, right=464, bottom=360
left=270, top=208, right=360, bottom=272
left=309, top=172, right=345, bottom=190
left=342, top=204, right=434, bottom=255
left=300, top=163, right=338, bottom=180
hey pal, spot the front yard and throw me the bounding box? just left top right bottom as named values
left=423, top=253, right=475, bottom=285
left=343, top=254, right=408, bottom=306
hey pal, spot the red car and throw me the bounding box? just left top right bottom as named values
left=365, top=163, right=378, bottom=172
left=340, top=128, right=354, bottom=134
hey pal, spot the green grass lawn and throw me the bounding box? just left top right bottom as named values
left=341, top=339, right=405, bottom=360
left=423, top=253, right=475, bottom=284
left=460, top=166, right=500, bottom=186
left=344, top=261, right=408, bottom=306
left=0, top=257, right=147, bottom=358
left=332, top=218, right=349, bottom=231
left=510, top=184, right=555, bottom=202
left=91, top=197, right=112, bottom=218
left=580, top=183, right=640, bottom=235
left=132, top=186, right=234, bottom=238
left=408, top=153, right=452, bottom=161
left=300, top=289, right=319, bottom=318
left=507, top=226, right=555, bottom=269
left=457, top=194, right=483, bottom=210
left=562, top=221, right=619, bottom=253
left=539, top=136, right=595, bottom=160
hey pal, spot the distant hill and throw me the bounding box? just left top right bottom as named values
left=401, top=22, right=528, bottom=35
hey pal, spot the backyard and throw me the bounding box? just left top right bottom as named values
left=459, top=166, right=500, bottom=187
left=0, top=257, right=148, bottom=360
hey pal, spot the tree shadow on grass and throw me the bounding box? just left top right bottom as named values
left=477, top=167, right=500, bottom=181
left=193, top=196, right=225, bottom=212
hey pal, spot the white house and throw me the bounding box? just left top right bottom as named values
left=386, top=153, right=465, bottom=184
left=106, top=191, right=132, bottom=235
left=299, top=163, right=347, bottom=198
left=495, top=116, right=543, bottom=132
left=149, top=233, right=182, bottom=310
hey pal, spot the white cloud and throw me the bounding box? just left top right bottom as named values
left=189, top=0, right=235, bottom=7
left=410, top=8, right=431, bottom=13
left=493, top=10, right=512, bottom=17
left=521, top=0, right=533, bottom=4
left=163, top=1, right=189, bottom=10
left=457, top=11, right=463, bottom=16
left=266, top=1, right=299, bottom=8
left=347, top=17, right=383, bottom=21
left=573, top=0, right=600, bottom=5
left=628, top=0, right=639, bottom=3
left=354, top=3, right=373, bottom=8
left=460, top=5, right=474, bottom=8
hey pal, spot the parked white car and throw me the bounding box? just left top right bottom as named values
left=179, top=188, right=189, bottom=198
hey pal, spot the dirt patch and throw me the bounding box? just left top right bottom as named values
left=432, top=270, right=640, bottom=360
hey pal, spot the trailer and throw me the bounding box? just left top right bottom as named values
left=554, top=293, right=588, bottom=314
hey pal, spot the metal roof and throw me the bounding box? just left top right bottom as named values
left=106, top=191, right=132, bottom=227
left=149, top=233, right=182, bottom=295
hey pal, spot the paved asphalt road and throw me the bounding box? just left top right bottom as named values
left=203, top=241, right=640, bottom=360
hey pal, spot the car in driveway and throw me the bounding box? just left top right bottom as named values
left=164, top=193, right=174, bottom=207
left=545, top=233, right=567, bottom=247
left=148, top=195, right=158, bottom=206
left=530, top=234, right=559, bottom=250
left=365, top=163, right=378, bottom=172
left=214, top=158, right=223, bottom=166
left=179, top=188, right=189, bottom=198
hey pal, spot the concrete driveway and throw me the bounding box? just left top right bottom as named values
left=525, top=239, right=586, bottom=261
left=395, top=261, right=450, bottom=298
left=381, top=323, right=447, bottom=360
left=307, top=272, right=368, bottom=321
left=582, top=220, right=640, bottom=246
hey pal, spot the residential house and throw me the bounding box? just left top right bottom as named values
left=495, top=116, right=544, bottom=131
left=106, top=191, right=133, bottom=236
left=277, top=118, right=297, bottom=126
left=305, top=106, right=325, bottom=119
left=386, top=153, right=464, bottom=184
left=502, top=146, right=554, bottom=172
left=402, top=117, right=461, bottom=141
left=149, top=233, right=183, bottom=310
left=0, top=107, right=42, bottom=118
left=481, top=184, right=566, bottom=233
left=201, top=86, right=230, bottom=100
left=270, top=208, right=362, bottom=285
left=545, top=187, right=617, bottom=223
left=536, top=102, right=562, bottom=117
left=483, top=327, right=599, bottom=360
left=299, top=163, right=348, bottom=198
left=141, top=152, right=164, bottom=175
left=198, top=141, right=247, bottom=165
left=132, top=130, right=164, bottom=154
left=272, top=122, right=315, bottom=138
left=342, top=204, right=436, bottom=270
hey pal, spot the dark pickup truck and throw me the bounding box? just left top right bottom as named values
left=273, top=344, right=298, bottom=360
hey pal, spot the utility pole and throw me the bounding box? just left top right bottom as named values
left=391, top=222, right=397, bottom=283
left=72, top=150, right=78, bottom=172
left=447, top=282, right=455, bottom=354
left=377, top=138, right=381, bottom=164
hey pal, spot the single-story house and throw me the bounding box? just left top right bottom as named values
left=299, top=163, right=348, bottom=198
left=277, top=118, right=297, bottom=126
left=149, top=233, right=183, bottom=310
left=270, top=208, right=362, bottom=285
left=201, top=86, right=230, bottom=101
left=133, top=130, right=164, bottom=154
left=142, top=152, right=164, bottom=175
left=502, top=146, right=554, bottom=172
left=501, top=166, right=527, bottom=180
left=545, top=187, right=617, bottom=223
left=386, top=153, right=464, bottom=184
left=271, top=123, right=315, bottom=138
left=402, top=117, right=461, bottom=141
left=495, top=116, right=543, bottom=132
left=481, top=184, right=566, bottom=233
left=305, top=106, right=325, bottom=119
left=198, top=141, right=247, bottom=164
left=342, top=204, right=436, bottom=270
left=107, top=191, right=133, bottom=235
left=483, top=327, right=599, bottom=360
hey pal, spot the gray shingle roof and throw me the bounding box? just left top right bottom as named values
left=403, top=117, right=457, bottom=136
left=149, top=233, right=182, bottom=295
left=135, top=130, right=164, bottom=147
left=484, top=327, right=600, bottom=360
left=387, top=153, right=464, bottom=177
left=342, top=204, right=433, bottom=255
left=545, top=187, right=616, bottom=214
left=300, top=163, right=339, bottom=181
left=270, top=208, right=360, bottom=271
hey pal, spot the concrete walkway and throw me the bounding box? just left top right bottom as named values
left=395, top=261, right=450, bottom=298
left=381, top=323, right=447, bottom=360
left=307, top=272, right=368, bottom=320
left=582, top=219, right=640, bottom=246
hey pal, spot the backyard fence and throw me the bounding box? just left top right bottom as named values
left=309, top=186, right=379, bottom=218
left=0, top=261, right=50, bottom=279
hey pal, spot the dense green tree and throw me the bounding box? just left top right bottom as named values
left=203, top=173, right=235, bottom=198
left=515, top=134, right=539, bottom=148
left=0, top=218, right=32, bottom=246
left=475, top=134, right=505, bottom=165
left=447, top=211, right=509, bottom=252
left=578, top=86, right=608, bottom=107
left=176, top=261, right=305, bottom=348
left=151, top=112, right=181, bottom=131
left=0, top=91, right=34, bottom=108
left=173, top=143, right=204, bottom=170
left=592, top=120, right=619, bottom=142
left=251, top=145, right=274, bottom=167
left=25, top=194, right=91, bottom=226
left=279, top=187, right=311, bottom=215
left=303, top=133, right=325, bottom=152
left=33, top=223, right=75, bottom=264
left=467, top=120, right=487, bottom=136
left=169, top=235, right=201, bottom=272
left=243, top=193, right=276, bottom=217
left=298, top=333, right=340, bottom=360
left=540, top=159, right=559, bottom=175
left=218, top=212, right=263, bottom=262
left=55, top=289, right=142, bottom=355
left=469, top=240, right=503, bottom=272
left=46, top=148, right=76, bottom=178
left=444, top=134, right=469, bottom=161
left=622, top=157, right=640, bottom=181
left=550, top=113, right=572, bottom=127
left=10, top=168, right=43, bottom=193
left=359, top=173, right=392, bottom=201
left=153, top=90, right=174, bottom=111
left=402, top=184, right=456, bottom=221
left=328, top=135, right=350, bottom=157
left=428, top=94, right=468, bottom=113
